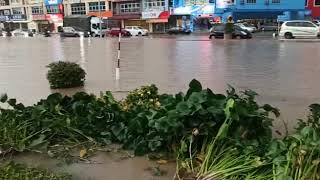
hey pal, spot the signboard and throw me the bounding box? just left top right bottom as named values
left=44, top=0, right=63, bottom=5
left=32, top=14, right=46, bottom=20
left=45, top=14, right=63, bottom=22
left=0, top=15, right=9, bottom=22
left=142, top=11, right=169, bottom=19
left=9, top=14, right=26, bottom=21
left=142, top=11, right=162, bottom=19
left=216, top=0, right=234, bottom=8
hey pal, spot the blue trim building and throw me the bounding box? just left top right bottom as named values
left=214, top=0, right=308, bottom=22
left=170, top=0, right=309, bottom=31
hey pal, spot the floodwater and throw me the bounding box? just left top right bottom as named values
left=1, top=35, right=320, bottom=179
left=9, top=151, right=176, bottom=180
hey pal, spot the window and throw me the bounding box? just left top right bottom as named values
left=71, top=3, right=86, bottom=15
left=300, top=22, right=316, bottom=27
left=246, top=0, right=256, bottom=3
left=315, top=0, right=320, bottom=6
left=0, top=9, right=10, bottom=15
left=46, top=5, right=59, bottom=14
left=272, top=0, right=280, bottom=3
left=89, top=2, right=105, bottom=12
left=0, top=0, right=10, bottom=6
left=11, top=0, right=21, bottom=3
left=286, top=22, right=298, bottom=27
left=120, top=3, right=140, bottom=13
left=144, top=0, right=165, bottom=10
left=32, top=6, right=43, bottom=15
left=12, top=8, right=23, bottom=14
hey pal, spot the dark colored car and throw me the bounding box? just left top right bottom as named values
left=261, top=23, right=279, bottom=31
left=167, top=27, right=191, bottom=35
left=108, top=28, right=131, bottom=37
left=209, top=24, right=252, bottom=39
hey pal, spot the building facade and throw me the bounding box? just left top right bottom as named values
left=171, top=0, right=215, bottom=32
left=306, top=0, right=320, bottom=19
left=214, top=0, right=308, bottom=22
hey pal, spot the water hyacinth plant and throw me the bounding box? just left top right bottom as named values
left=0, top=79, right=320, bottom=179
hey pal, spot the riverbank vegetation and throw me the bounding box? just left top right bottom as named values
left=0, top=79, right=319, bottom=179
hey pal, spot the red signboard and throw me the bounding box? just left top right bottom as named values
left=45, top=14, right=63, bottom=22
left=32, top=14, right=46, bottom=20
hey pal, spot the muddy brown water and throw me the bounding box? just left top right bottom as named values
left=6, top=151, right=176, bottom=180
left=1, top=35, right=320, bottom=179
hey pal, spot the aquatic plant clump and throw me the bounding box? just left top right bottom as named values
left=47, top=61, right=86, bottom=89
left=0, top=79, right=320, bottom=180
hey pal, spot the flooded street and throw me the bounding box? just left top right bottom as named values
left=1, top=35, right=320, bottom=179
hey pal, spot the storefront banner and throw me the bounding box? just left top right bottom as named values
left=216, top=0, right=233, bottom=8
left=44, top=0, right=63, bottom=6
left=9, top=15, right=27, bottom=21
left=142, top=11, right=162, bottom=19
left=0, top=16, right=9, bottom=22
left=45, top=14, right=63, bottom=22
left=142, top=10, right=170, bottom=19
left=32, top=14, right=46, bottom=20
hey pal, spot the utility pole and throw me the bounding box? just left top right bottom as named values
left=98, top=0, right=102, bottom=38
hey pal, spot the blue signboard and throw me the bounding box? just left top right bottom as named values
left=44, top=0, right=63, bottom=6
left=0, top=16, right=9, bottom=22
left=9, top=15, right=26, bottom=21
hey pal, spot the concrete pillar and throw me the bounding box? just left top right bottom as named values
left=121, top=19, right=124, bottom=28
left=148, top=22, right=152, bottom=32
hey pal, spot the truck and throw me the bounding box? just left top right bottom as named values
left=62, top=16, right=107, bottom=37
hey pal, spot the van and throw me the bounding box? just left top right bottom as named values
left=279, top=20, right=320, bottom=39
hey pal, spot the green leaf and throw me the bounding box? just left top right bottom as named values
left=176, top=101, right=192, bottom=116
left=187, top=79, right=202, bottom=97
left=7, top=98, right=17, bottom=107
left=29, top=134, right=47, bottom=148
left=0, top=93, right=8, bottom=103
left=188, top=92, right=206, bottom=105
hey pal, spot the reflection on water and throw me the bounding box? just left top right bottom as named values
left=1, top=36, right=320, bottom=131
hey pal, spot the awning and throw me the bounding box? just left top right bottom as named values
left=87, top=11, right=113, bottom=18
left=110, top=14, right=141, bottom=20
left=146, top=19, right=168, bottom=23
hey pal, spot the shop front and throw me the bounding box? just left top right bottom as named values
left=44, top=0, right=64, bottom=32
left=30, top=14, right=53, bottom=33
left=45, top=14, right=63, bottom=32
left=142, top=10, right=170, bottom=33
left=1, top=15, right=28, bottom=30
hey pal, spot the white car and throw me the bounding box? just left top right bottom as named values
left=11, top=29, right=33, bottom=37
left=125, top=26, right=148, bottom=36
left=235, top=23, right=257, bottom=33
left=279, top=20, right=320, bottom=39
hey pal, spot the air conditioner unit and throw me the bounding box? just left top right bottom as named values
left=240, top=0, right=245, bottom=5
left=265, top=0, right=269, bottom=5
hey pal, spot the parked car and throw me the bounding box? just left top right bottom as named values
left=261, top=23, right=279, bottom=31
left=108, top=28, right=131, bottom=37
left=279, top=20, right=320, bottom=39
left=167, top=27, right=191, bottom=35
left=11, top=29, right=33, bottom=37
left=125, top=26, right=148, bottom=36
left=236, top=23, right=257, bottom=33
left=209, top=24, right=252, bottom=39
left=60, top=27, right=89, bottom=37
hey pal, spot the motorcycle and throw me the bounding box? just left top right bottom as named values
left=44, top=31, right=51, bottom=37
